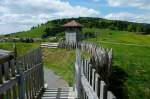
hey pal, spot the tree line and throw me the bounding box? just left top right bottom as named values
left=42, top=17, right=150, bottom=38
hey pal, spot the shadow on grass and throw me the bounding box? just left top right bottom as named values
left=108, top=65, right=129, bottom=99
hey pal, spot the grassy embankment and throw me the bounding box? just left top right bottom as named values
left=86, top=28, right=150, bottom=99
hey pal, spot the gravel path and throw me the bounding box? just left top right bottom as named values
left=44, top=68, right=69, bottom=88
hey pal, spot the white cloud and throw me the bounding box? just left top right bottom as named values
left=107, top=0, right=150, bottom=10
left=0, top=0, right=100, bottom=34
left=0, top=24, right=32, bottom=34
left=105, top=12, right=150, bottom=24
left=0, top=0, right=100, bottom=22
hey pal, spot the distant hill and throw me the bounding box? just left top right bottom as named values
left=5, top=17, right=150, bottom=38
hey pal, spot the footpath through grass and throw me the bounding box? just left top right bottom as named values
left=87, top=29, right=150, bottom=99
left=43, top=48, right=75, bottom=86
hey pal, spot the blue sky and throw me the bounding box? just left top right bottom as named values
left=0, top=0, right=150, bottom=34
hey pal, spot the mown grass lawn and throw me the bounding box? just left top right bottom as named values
left=86, top=29, right=150, bottom=99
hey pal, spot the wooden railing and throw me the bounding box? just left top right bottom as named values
left=59, top=41, right=113, bottom=82
left=75, top=48, right=116, bottom=99
left=59, top=41, right=116, bottom=99
left=0, top=47, right=44, bottom=99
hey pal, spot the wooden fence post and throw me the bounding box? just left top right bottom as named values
left=17, top=62, right=25, bottom=99
left=76, top=48, right=82, bottom=99
left=0, top=64, right=4, bottom=98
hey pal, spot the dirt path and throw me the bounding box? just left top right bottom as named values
left=44, top=68, right=69, bottom=88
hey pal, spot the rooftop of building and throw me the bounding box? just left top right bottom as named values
left=63, top=20, right=83, bottom=28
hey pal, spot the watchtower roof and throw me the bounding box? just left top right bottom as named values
left=63, top=20, right=83, bottom=28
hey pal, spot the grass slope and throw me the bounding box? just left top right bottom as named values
left=84, top=28, right=150, bottom=45
left=87, top=29, right=150, bottom=99
left=13, top=22, right=54, bottom=38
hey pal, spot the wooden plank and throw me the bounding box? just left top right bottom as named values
left=88, top=64, right=92, bottom=85
left=4, top=62, right=9, bottom=80
left=0, top=77, right=18, bottom=94
left=0, top=65, right=3, bottom=83
left=3, top=61, right=12, bottom=98
left=34, top=65, right=38, bottom=97
left=24, top=55, right=32, bottom=99
left=86, top=60, right=89, bottom=80
left=23, top=63, right=42, bottom=77
left=84, top=60, right=86, bottom=77
left=10, top=60, right=17, bottom=99
left=25, top=55, right=29, bottom=99
left=92, top=69, right=96, bottom=91
left=103, top=85, right=108, bottom=99
left=0, top=55, right=13, bottom=64
left=18, top=70, right=25, bottom=99
left=0, top=64, right=4, bottom=98
left=29, top=53, right=34, bottom=98
left=75, top=48, right=82, bottom=99
left=107, top=91, right=116, bottom=99
left=75, top=62, right=81, bottom=99
left=25, top=77, right=29, bottom=99
left=100, top=81, right=105, bottom=99
left=81, top=75, right=99, bottom=99
left=36, top=66, right=40, bottom=92
left=95, top=73, right=100, bottom=96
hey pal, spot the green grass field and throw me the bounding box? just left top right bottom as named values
left=84, top=28, right=150, bottom=45
left=86, top=29, right=150, bottom=99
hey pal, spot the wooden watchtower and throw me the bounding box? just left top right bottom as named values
left=63, top=20, right=83, bottom=43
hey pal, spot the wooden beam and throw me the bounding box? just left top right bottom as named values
left=0, top=77, right=18, bottom=94
left=81, top=75, right=99, bottom=99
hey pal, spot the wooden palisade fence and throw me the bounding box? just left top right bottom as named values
left=0, top=47, right=44, bottom=99
left=59, top=41, right=116, bottom=99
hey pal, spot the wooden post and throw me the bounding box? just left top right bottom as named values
left=39, top=47, right=45, bottom=96
left=100, top=81, right=106, bottom=99
left=4, top=62, right=11, bottom=99
left=17, top=62, right=25, bottom=99
left=13, top=43, right=17, bottom=60
left=10, top=60, right=17, bottom=99
left=0, top=64, right=4, bottom=98
left=76, top=47, right=82, bottom=99
left=107, top=91, right=116, bottom=99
